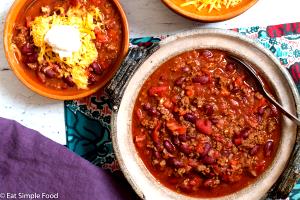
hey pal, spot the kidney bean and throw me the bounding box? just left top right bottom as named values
left=202, top=143, right=211, bottom=157
left=175, top=76, right=185, bottom=86
left=44, top=68, right=57, bottom=78
left=202, top=50, right=213, bottom=58
left=192, top=75, right=209, bottom=84
left=148, top=108, right=160, bottom=117
left=178, top=134, right=188, bottom=142
left=250, top=145, right=260, bottom=156
left=88, top=74, right=97, bottom=84
left=27, top=52, right=38, bottom=63
left=168, top=158, right=184, bottom=168
left=36, top=71, right=46, bottom=83
left=63, top=76, right=75, bottom=87
left=240, top=128, right=250, bottom=139
left=51, top=64, right=61, bottom=72
left=164, top=140, right=176, bottom=153
left=257, top=115, right=262, bottom=123
left=154, top=141, right=164, bottom=152
left=264, top=140, right=274, bottom=157
left=180, top=143, right=192, bottom=154
left=153, top=150, right=161, bottom=159
left=225, top=63, right=235, bottom=71
left=183, top=113, right=197, bottom=123
left=258, top=107, right=265, bottom=115
left=91, top=62, right=103, bottom=75
left=172, top=137, right=180, bottom=146
left=205, top=172, right=216, bottom=179
left=21, top=43, right=34, bottom=54
left=142, top=103, right=151, bottom=111
left=230, top=86, right=240, bottom=93
left=203, top=104, right=214, bottom=116
left=202, top=155, right=215, bottom=165
left=210, top=117, right=219, bottom=124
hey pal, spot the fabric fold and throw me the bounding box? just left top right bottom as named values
left=0, top=117, right=138, bottom=200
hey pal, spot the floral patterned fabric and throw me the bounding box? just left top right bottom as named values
left=65, top=22, right=300, bottom=199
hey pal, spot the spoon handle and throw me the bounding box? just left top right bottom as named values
left=229, top=55, right=300, bottom=126
left=262, top=88, right=300, bottom=125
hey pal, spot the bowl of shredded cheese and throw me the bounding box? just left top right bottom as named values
left=162, top=0, right=258, bottom=22
left=4, top=0, right=129, bottom=100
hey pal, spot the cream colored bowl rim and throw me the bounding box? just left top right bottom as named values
left=113, top=29, right=300, bottom=200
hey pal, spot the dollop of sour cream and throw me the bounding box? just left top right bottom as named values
left=44, top=25, right=81, bottom=58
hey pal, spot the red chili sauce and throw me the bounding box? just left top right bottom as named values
left=132, top=49, right=281, bottom=197
left=12, top=0, right=122, bottom=90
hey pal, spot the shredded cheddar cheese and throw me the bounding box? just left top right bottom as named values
left=181, top=0, right=242, bottom=13
left=30, top=6, right=103, bottom=89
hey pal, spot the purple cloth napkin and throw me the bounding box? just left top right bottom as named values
left=0, top=117, right=138, bottom=200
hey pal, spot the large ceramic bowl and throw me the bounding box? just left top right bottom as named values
left=112, top=29, right=299, bottom=199
left=3, top=0, right=129, bottom=100
left=162, top=0, right=258, bottom=22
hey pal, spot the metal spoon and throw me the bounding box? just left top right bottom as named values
left=229, top=55, right=300, bottom=126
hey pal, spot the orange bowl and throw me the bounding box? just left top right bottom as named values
left=4, top=0, right=129, bottom=100
left=162, top=0, right=258, bottom=22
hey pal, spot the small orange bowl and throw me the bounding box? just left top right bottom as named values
left=4, top=0, right=129, bottom=100
left=162, top=0, right=258, bottom=22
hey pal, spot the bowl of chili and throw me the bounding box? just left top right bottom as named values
left=112, top=29, right=299, bottom=199
left=162, top=0, right=258, bottom=22
left=4, top=0, right=129, bottom=100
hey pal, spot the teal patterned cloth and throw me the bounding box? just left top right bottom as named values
left=65, top=23, right=300, bottom=199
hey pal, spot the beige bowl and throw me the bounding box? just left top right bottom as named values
left=112, top=29, right=299, bottom=199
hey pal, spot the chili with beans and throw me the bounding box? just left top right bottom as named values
left=13, top=0, right=122, bottom=90
left=132, top=49, right=280, bottom=197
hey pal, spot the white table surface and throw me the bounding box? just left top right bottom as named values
left=0, top=0, right=299, bottom=145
